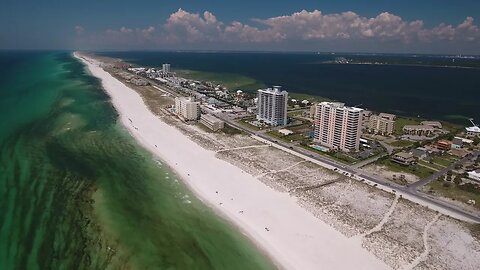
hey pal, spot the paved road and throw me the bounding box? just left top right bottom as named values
left=378, top=140, right=396, bottom=155
left=216, top=113, right=480, bottom=223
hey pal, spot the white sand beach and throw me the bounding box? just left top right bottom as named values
left=75, top=52, right=389, bottom=270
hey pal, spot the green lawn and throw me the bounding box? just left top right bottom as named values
left=287, top=110, right=305, bottom=117
left=175, top=69, right=266, bottom=91
left=432, top=156, right=455, bottom=167
left=440, top=121, right=464, bottom=134
left=394, top=116, right=423, bottom=135
left=298, top=145, right=357, bottom=164
left=266, top=130, right=305, bottom=143
left=389, top=140, right=413, bottom=148
left=288, top=93, right=331, bottom=103
left=418, top=160, right=443, bottom=171
left=377, top=158, right=436, bottom=179
left=236, top=119, right=263, bottom=131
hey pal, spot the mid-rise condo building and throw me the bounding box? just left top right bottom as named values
left=368, top=113, right=396, bottom=135
left=175, top=97, right=200, bottom=121
left=200, top=114, right=224, bottom=131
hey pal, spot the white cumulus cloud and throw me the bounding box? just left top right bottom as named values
left=75, top=9, right=480, bottom=53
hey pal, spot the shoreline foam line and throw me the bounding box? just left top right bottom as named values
left=74, top=52, right=389, bottom=270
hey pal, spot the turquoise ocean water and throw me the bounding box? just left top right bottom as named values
left=0, top=51, right=274, bottom=269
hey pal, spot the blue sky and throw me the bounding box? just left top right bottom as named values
left=1, top=0, right=480, bottom=53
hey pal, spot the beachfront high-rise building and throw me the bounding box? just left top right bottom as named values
left=162, top=63, right=171, bottom=73
left=368, top=113, right=396, bottom=135
left=256, top=86, right=288, bottom=126
left=174, top=97, right=200, bottom=121
left=313, top=102, right=363, bottom=152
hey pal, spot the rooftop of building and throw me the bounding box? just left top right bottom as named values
left=466, top=126, right=480, bottom=133
left=393, top=151, right=414, bottom=159
left=454, top=136, right=474, bottom=144
left=469, top=169, right=480, bottom=174
left=176, top=96, right=197, bottom=102
left=452, top=138, right=464, bottom=145
left=278, top=129, right=294, bottom=135
left=200, top=114, right=223, bottom=123
left=403, top=125, right=435, bottom=130
left=421, top=121, right=442, bottom=125
left=450, top=148, right=468, bottom=157
left=318, top=101, right=363, bottom=112
left=378, top=113, right=396, bottom=120
left=410, top=148, right=427, bottom=157
left=258, top=86, right=288, bottom=95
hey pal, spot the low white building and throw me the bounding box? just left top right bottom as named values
left=368, top=113, right=396, bottom=135
left=468, top=169, right=480, bottom=182
left=200, top=114, right=224, bottom=131
left=466, top=126, right=480, bottom=137
left=421, top=121, right=443, bottom=129
left=175, top=97, right=200, bottom=121
left=454, top=136, right=474, bottom=144
left=247, top=106, right=257, bottom=114
left=278, top=129, right=293, bottom=136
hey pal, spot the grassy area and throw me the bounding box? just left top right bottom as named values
left=176, top=69, right=266, bottom=91
left=432, top=156, right=455, bottom=167
left=334, top=152, right=358, bottom=164
left=418, top=160, right=443, bottom=171
left=287, top=110, right=305, bottom=117
left=389, top=140, right=413, bottom=148
left=222, top=124, right=244, bottom=135
left=236, top=119, right=263, bottom=131
left=266, top=130, right=306, bottom=143
left=440, top=120, right=464, bottom=134
left=288, top=92, right=331, bottom=102
left=299, top=144, right=357, bottom=164
left=377, top=157, right=436, bottom=179
left=424, top=180, right=480, bottom=211
left=393, top=116, right=462, bottom=137
left=394, top=116, right=423, bottom=135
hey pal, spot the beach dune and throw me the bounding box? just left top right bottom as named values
left=75, top=52, right=389, bottom=270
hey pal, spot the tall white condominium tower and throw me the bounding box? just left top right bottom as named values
left=162, top=63, right=171, bottom=73
left=314, top=102, right=363, bottom=152
left=256, top=86, right=288, bottom=126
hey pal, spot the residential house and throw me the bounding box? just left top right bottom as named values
left=391, top=152, right=416, bottom=165
left=451, top=138, right=464, bottom=149
left=436, top=140, right=452, bottom=151
left=409, top=148, right=429, bottom=160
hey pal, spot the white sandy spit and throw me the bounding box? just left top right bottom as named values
left=74, top=52, right=389, bottom=270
